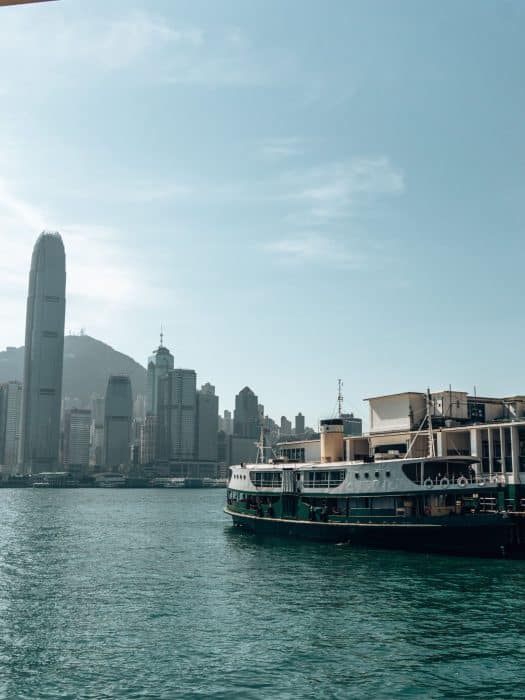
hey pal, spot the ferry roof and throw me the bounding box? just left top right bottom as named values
left=233, top=455, right=480, bottom=470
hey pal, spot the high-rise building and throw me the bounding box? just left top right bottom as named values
left=157, top=369, right=197, bottom=461
left=140, top=415, right=158, bottom=465
left=219, top=409, right=233, bottom=435
left=280, top=416, right=292, bottom=436
left=0, top=381, right=22, bottom=471
left=146, top=335, right=174, bottom=416
left=19, top=232, right=66, bottom=473
left=103, top=375, right=133, bottom=468
left=233, top=387, right=259, bottom=439
left=197, top=383, right=219, bottom=461
left=295, top=412, right=305, bottom=436
left=89, top=396, right=105, bottom=466
left=63, top=408, right=91, bottom=470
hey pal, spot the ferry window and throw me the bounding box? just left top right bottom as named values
left=374, top=471, right=380, bottom=479
left=386, top=471, right=391, bottom=478
left=364, top=472, right=369, bottom=479
left=355, top=473, right=360, bottom=479
left=329, top=470, right=345, bottom=487
left=250, top=471, right=283, bottom=488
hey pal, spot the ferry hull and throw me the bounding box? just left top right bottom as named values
left=226, top=508, right=524, bottom=558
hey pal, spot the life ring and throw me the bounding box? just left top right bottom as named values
left=423, top=478, right=433, bottom=488
left=440, top=477, right=449, bottom=488
left=457, top=476, right=468, bottom=487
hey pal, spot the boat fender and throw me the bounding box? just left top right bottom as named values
left=423, top=478, right=433, bottom=488
left=457, top=476, right=468, bottom=487
left=440, top=477, right=450, bottom=488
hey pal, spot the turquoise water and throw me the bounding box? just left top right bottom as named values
left=0, top=489, right=524, bottom=699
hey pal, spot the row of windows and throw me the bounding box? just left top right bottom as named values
left=355, top=470, right=391, bottom=480
left=250, top=472, right=283, bottom=488
left=303, top=470, right=345, bottom=488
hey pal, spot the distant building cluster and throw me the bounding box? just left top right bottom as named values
left=0, top=230, right=338, bottom=485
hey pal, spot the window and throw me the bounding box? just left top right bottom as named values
left=250, top=471, right=283, bottom=488
left=329, top=470, right=346, bottom=487
left=374, top=471, right=380, bottom=479
left=364, top=472, right=369, bottom=479
left=386, top=471, right=391, bottom=478
left=355, top=473, right=360, bottom=479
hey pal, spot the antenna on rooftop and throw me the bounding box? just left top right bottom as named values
left=337, top=379, right=344, bottom=418
left=160, top=324, right=164, bottom=347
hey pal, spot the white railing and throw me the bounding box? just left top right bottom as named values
left=420, top=473, right=506, bottom=488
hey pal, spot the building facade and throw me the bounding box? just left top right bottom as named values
left=233, top=386, right=259, bottom=439
left=157, top=369, right=197, bottom=461
left=197, top=383, right=219, bottom=461
left=146, top=339, right=174, bottom=416
left=19, top=231, right=66, bottom=472
left=103, top=375, right=133, bottom=468
left=63, top=408, right=91, bottom=471
left=89, top=396, right=105, bottom=466
left=0, top=381, right=22, bottom=472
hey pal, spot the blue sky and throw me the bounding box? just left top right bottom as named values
left=0, top=0, right=524, bottom=426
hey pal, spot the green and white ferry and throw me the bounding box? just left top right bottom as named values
left=225, top=417, right=525, bottom=557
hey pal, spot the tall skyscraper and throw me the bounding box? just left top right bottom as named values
left=19, top=231, right=66, bottom=473
left=63, top=408, right=91, bottom=471
left=233, top=387, right=259, bottom=439
left=220, top=409, right=233, bottom=435
left=0, top=381, right=22, bottom=471
left=89, top=396, right=105, bottom=466
left=103, top=375, right=133, bottom=469
left=295, top=412, right=305, bottom=436
left=197, top=383, right=219, bottom=461
left=157, top=369, right=197, bottom=461
left=146, top=335, right=174, bottom=416
left=280, top=416, right=292, bottom=436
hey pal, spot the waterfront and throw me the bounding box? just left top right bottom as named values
left=0, top=490, right=525, bottom=699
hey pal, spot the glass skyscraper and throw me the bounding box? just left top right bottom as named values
left=19, top=232, right=66, bottom=473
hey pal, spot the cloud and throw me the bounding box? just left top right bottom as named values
left=282, top=157, right=404, bottom=219
left=264, top=233, right=360, bottom=267
left=0, top=10, right=292, bottom=92
left=259, top=138, right=304, bottom=160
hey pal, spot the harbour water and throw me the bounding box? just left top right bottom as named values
left=0, top=489, right=524, bottom=699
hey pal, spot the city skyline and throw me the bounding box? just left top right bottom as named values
left=1, top=1, right=525, bottom=425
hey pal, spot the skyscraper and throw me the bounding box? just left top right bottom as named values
left=0, top=381, right=22, bottom=471
left=19, top=231, right=66, bottom=473
left=157, top=369, right=197, bottom=461
left=233, top=387, right=259, bottom=439
left=197, top=383, right=219, bottom=461
left=103, top=375, right=133, bottom=469
left=295, top=412, right=305, bottom=436
left=89, top=396, right=105, bottom=466
left=146, top=335, right=174, bottom=416
left=63, top=408, right=91, bottom=471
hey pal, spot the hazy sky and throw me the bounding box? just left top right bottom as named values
left=0, top=0, right=524, bottom=426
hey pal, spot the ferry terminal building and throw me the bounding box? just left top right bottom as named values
left=279, top=390, right=525, bottom=502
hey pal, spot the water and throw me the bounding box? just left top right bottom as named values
left=0, top=489, right=524, bottom=699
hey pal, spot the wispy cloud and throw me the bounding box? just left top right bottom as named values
left=259, top=138, right=304, bottom=160
left=264, top=233, right=360, bottom=267
left=0, top=10, right=293, bottom=92
left=282, top=157, right=404, bottom=219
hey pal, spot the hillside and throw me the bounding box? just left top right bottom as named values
left=0, top=334, right=146, bottom=404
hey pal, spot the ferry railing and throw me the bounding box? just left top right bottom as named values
left=419, top=474, right=506, bottom=488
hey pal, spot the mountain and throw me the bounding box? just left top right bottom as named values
left=0, top=334, right=147, bottom=404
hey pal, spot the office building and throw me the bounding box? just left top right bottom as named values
left=89, top=396, right=105, bottom=466
left=103, top=375, right=133, bottom=468
left=0, top=381, right=22, bottom=471
left=280, top=416, right=292, bottom=436
left=197, top=383, right=219, bottom=461
left=157, top=369, right=197, bottom=461
left=63, top=408, right=91, bottom=470
left=233, top=386, right=259, bottom=439
left=146, top=335, right=174, bottom=416
left=295, top=412, right=305, bottom=436
left=19, top=231, right=66, bottom=473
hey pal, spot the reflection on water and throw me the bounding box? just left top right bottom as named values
left=0, top=489, right=524, bottom=699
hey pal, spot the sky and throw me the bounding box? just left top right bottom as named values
left=0, top=0, right=524, bottom=427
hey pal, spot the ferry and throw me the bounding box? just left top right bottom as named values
left=225, top=415, right=525, bottom=558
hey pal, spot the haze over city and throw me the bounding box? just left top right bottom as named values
left=1, top=0, right=524, bottom=424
